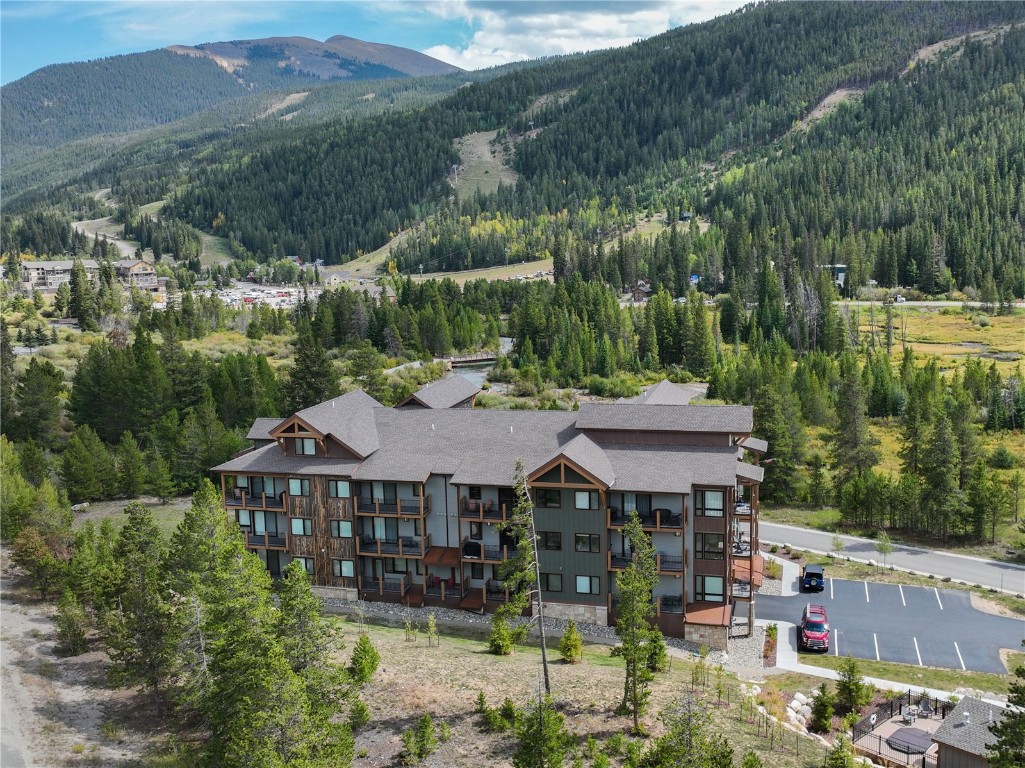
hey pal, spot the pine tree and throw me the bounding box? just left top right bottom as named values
left=55, top=589, right=89, bottom=655
left=68, top=259, right=98, bottom=331
left=809, top=682, right=835, bottom=732
left=105, top=503, right=176, bottom=713
left=830, top=353, right=878, bottom=494
left=146, top=451, right=176, bottom=503
left=513, top=695, right=571, bottom=768
left=116, top=432, right=147, bottom=499
left=349, top=633, right=380, bottom=685
left=0, top=318, right=16, bottom=431
left=835, top=656, right=871, bottom=715
left=9, top=357, right=65, bottom=450
left=612, top=511, right=661, bottom=734
left=988, top=662, right=1025, bottom=767
left=824, top=734, right=856, bottom=768
left=558, top=618, right=583, bottom=663
left=282, top=320, right=339, bottom=411
left=920, top=410, right=962, bottom=544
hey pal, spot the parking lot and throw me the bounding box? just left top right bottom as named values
left=758, top=579, right=1025, bottom=674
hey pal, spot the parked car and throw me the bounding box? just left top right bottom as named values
left=799, top=604, right=830, bottom=652
left=894, top=294, right=907, bottom=303
left=801, top=563, right=825, bottom=592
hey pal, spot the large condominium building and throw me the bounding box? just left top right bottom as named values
left=213, top=378, right=766, bottom=649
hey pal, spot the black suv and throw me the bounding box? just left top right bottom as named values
left=801, top=564, right=825, bottom=592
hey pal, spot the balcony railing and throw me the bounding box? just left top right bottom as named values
left=485, top=578, right=510, bottom=603
left=227, top=490, right=287, bottom=510
left=356, top=495, right=432, bottom=517
left=731, top=579, right=752, bottom=598
left=607, top=507, right=683, bottom=530
left=363, top=574, right=410, bottom=596
left=357, top=532, right=432, bottom=558
left=425, top=573, right=459, bottom=599
left=608, top=551, right=684, bottom=572
left=733, top=501, right=752, bottom=516
left=459, top=497, right=513, bottom=522
left=246, top=531, right=287, bottom=549
left=659, top=595, right=684, bottom=614
left=461, top=537, right=510, bottom=563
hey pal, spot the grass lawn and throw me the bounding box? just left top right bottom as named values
left=798, top=653, right=1018, bottom=695
left=72, top=496, right=191, bottom=539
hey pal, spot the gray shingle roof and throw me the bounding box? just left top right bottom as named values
left=736, top=462, right=764, bottom=483
left=399, top=375, right=480, bottom=409
left=629, top=380, right=697, bottom=406
left=932, top=697, right=1004, bottom=757
left=741, top=436, right=768, bottom=454
left=529, top=434, right=616, bottom=487
left=600, top=444, right=741, bottom=493
left=247, top=417, right=284, bottom=441
left=212, top=443, right=362, bottom=476
left=293, top=390, right=384, bottom=458
left=575, top=403, right=753, bottom=434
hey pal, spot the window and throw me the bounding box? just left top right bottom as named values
left=575, top=533, right=601, bottom=553
left=538, top=531, right=562, bottom=550
left=469, top=522, right=483, bottom=541
left=385, top=558, right=407, bottom=574
left=575, top=575, right=600, bottom=595
left=330, top=520, right=352, bottom=538
left=235, top=475, right=249, bottom=488
left=539, top=573, right=562, bottom=592
left=328, top=480, right=350, bottom=498
left=236, top=509, right=251, bottom=527
left=535, top=489, right=562, bottom=508
left=294, top=557, right=314, bottom=575
left=471, top=563, right=484, bottom=580
left=288, top=478, right=310, bottom=497
left=291, top=518, right=312, bottom=536
left=294, top=438, right=316, bottom=456
left=695, top=575, right=724, bottom=602
left=695, top=489, right=725, bottom=517
left=695, top=533, right=724, bottom=560
left=621, top=492, right=651, bottom=514
left=332, top=559, right=354, bottom=578
left=575, top=491, right=599, bottom=510
left=469, top=486, right=482, bottom=500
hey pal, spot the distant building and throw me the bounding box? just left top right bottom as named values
left=20, top=259, right=99, bottom=293
left=114, top=259, right=158, bottom=291
left=632, top=280, right=654, bottom=303
left=396, top=375, right=480, bottom=409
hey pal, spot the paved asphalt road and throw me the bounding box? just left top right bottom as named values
left=759, top=578, right=1025, bottom=674
left=761, top=522, right=1025, bottom=595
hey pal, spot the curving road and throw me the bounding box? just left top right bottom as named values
left=761, top=522, right=1025, bottom=595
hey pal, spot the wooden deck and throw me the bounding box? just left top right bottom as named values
left=685, top=603, right=731, bottom=627
left=732, top=554, right=764, bottom=589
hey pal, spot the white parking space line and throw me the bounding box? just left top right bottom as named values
left=954, top=642, right=965, bottom=670
left=913, top=637, right=922, bottom=666
left=830, top=578, right=834, bottom=600
left=898, top=584, right=906, bottom=607
left=864, top=581, right=870, bottom=603
left=873, top=633, right=880, bottom=661
left=834, top=631, right=839, bottom=656
left=934, top=588, right=943, bottom=610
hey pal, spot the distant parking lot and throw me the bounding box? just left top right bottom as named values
left=758, top=579, right=1025, bottom=674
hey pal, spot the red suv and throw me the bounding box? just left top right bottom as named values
left=800, top=604, right=830, bottom=652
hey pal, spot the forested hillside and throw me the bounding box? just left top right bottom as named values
left=161, top=2, right=1025, bottom=275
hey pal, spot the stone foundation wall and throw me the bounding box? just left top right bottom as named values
left=543, top=602, right=608, bottom=627
left=685, top=622, right=728, bottom=651
left=313, top=586, right=359, bottom=602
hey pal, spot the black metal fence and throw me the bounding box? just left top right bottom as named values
left=852, top=690, right=954, bottom=767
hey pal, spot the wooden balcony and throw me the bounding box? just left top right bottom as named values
left=484, top=578, right=511, bottom=604
left=424, top=573, right=460, bottom=600
left=355, top=495, right=432, bottom=518
left=227, top=489, right=287, bottom=510
left=357, top=532, right=432, bottom=559
left=459, top=496, right=513, bottom=523
left=460, top=537, right=511, bottom=563
left=245, top=531, right=287, bottom=549
left=607, top=507, right=682, bottom=530
left=608, top=551, right=684, bottom=573
left=360, top=574, right=410, bottom=600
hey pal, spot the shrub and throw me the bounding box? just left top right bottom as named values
left=349, top=698, right=371, bottom=731
left=764, top=560, right=783, bottom=580
left=499, top=697, right=519, bottom=727
left=646, top=632, right=669, bottom=673
left=769, top=544, right=779, bottom=554
left=809, top=682, right=835, bottom=733
left=55, top=590, right=89, bottom=656
left=400, top=714, right=439, bottom=765
left=558, top=618, right=583, bottom=663
left=349, top=633, right=380, bottom=684
left=989, top=445, right=1020, bottom=469
left=475, top=689, right=488, bottom=714
left=482, top=707, right=511, bottom=733
left=488, top=615, right=514, bottom=655
left=835, top=656, right=872, bottom=714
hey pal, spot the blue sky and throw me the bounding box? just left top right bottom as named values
left=1, top=1, right=744, bottom=85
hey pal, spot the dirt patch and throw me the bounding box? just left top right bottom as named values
left=971, top=591, right=1020, bottom=618
left=791, top=88, right=865, bottom=134
left=902, top=25, right=1014, bottom=75
left=71, top=217, right=140, bottom=260
left=0, top=549, right=157, bottom=767
left=258, top=91, right=309, bottom=119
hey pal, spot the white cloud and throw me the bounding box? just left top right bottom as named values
left=419, top=0, right=746, bottom=70
left=71, top=1, right=287, bottom=48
